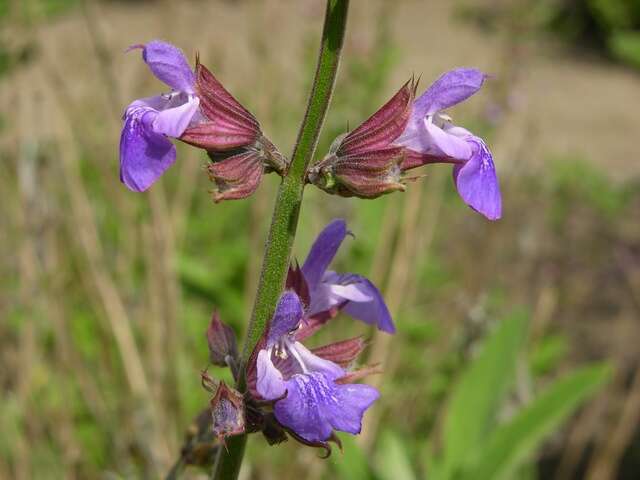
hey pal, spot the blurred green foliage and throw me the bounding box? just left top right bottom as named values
left=457, top=0, right=640, bottom=70
left=549, top=0, right=640, bottom=69
left=0, top=0, right=78, bottom=21
left=327, top=314, right=609, bottom=480
left=609, top=30, right=640, bottom=69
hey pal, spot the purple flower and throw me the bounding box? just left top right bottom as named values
left=297, top=219, right=395, bottom=335
left=254, top=291, right=379, bottom=443
left=120, top=41, right=285, bottom=199
left=310, top=70, right=501, bottom=220
left=395, top=68, right=502, bottom=220
left=120, top=41, right=200, bottom=192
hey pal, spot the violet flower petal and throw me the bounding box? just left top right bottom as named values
left=393, top=119, right=427, bottom=153
left=445, top=124, right=474, bottom=138
left=153, top=95, right=200, bottom=137
left=301, top=219, right=348, bottom=291
left=273, top=372, right=379, bottom=442
left=323, top=382, right=379, bottom=435
left=453, top=136, right=502, bottom=220
left=422, top=119, right=473, bottom=159
left=306, top=271, right=368, bottom=317
left=396, top=118, right=473, bottom=160
left=329, top=283, right=373, bottom=302
left=307, top=282, right=342, bottom=318
left=127, top=94, right=171, bottom=112
left=289, top=341, right=345, bottom=379
left=414, top=68, right=486, bottom=117
left=308, top=272, right=394, bottom=333
left=274, top=373, right=333, bottom=442
left=267, top=291, right=305, bottom=345
left=137, top=40, right=195, bottom=93
left=119, top=107, right=176, bottom=192
left=339, top=275, right=396, bottom=333
left=256, top=349, right=287, bottom=400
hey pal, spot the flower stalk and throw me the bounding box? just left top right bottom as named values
left=210, top=1, right=350, bottom=478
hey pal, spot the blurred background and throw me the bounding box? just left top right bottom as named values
left=2, top=0, right=640, bottom=478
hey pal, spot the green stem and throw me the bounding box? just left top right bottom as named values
left=210, top=1, right=349, bottom=479
left=241, top=0, right=349, bottom=362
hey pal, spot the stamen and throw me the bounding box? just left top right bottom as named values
left=431, top=112, right=453, bottom=129
left=161, top=91, right=178, bottom=101
left=286, top=340, right=310, bottom=374
left=274, top=343, right=288, bottom=360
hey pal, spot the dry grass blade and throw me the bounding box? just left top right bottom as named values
left=358, top=173, right=435, bottom=450
left=42, top=68, right=172, bottom=469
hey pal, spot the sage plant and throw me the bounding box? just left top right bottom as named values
left=117, top=1, right=501, bottom=478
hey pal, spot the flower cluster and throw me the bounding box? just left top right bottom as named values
left=119, top=40, right=285, bottom=200
left=118, top=40, right=503, bottom=456
left=205, top=219, right=392, bottom=452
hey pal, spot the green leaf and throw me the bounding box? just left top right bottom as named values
left=529, top=334, right=569, bottom=376
left=464, top=363, right=611, bottom=480
left=376, top=431, right=416, bottom=480
left=441, top=311, right=529, bottom=476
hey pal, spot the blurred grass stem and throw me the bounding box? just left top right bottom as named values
left=210, top=1, right=350, bottom=478
left=47, top=71, right=171, bottom=472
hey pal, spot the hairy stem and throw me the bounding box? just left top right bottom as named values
left=241, top=0, right=349, bottom=362
left=210, top=1, right=349, bottom=479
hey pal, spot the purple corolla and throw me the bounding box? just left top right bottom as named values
left=311, top=68, right=502, bottom=220
left=120, top=40, right=200, bottom=192
left=296, top=219, right=395, bottom=335
left=255, top=291, right=379, bottom=443
left=396, top=68, right=502, bottom=220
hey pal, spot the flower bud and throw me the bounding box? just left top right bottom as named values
left=207, top=149, right=264, bottom=202
left=180, top=59, right=289, bottom=202
left=206, top=311, right=238, bottom=368
left=206, top=135, right=287, bottom=202
left=308, top=78, right=417, bottom=199
left=210, top=381, right=245, bottom=442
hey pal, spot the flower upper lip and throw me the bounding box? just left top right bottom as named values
left=119, top=40, right=200, bottom=192
left=131, top=40, right=196, bottom=93
left=298, top=219, right=395, bottom=334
